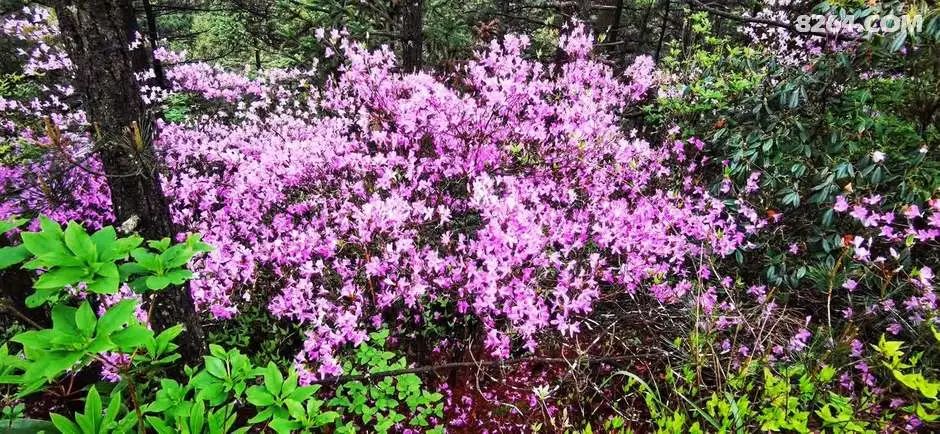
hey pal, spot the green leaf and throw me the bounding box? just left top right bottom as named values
left=10, top=329, right=57, bottom=351
left=101, top=389, right=122, bottom=429
left=96, top=261, right=120, bottom=279
left=51, top=304, right=80, bottom=335
left=145, top=275, right=172, bottom=291
left=111, top=325, right=153, bottom=351
left=246, top=386, right=275, bottom=407
left=0, top=216, right=27, bottom=234
left=97, top=300, right=137, bottom=335
left=75, top=301, right=96, bottom=336
left=90, top=226, right=118, bottom=260
left=247, top=407, right=274, bottom=424
left=21, top=238, right=66, bottom=267
left=154, top=324, right=184, bottom=353
left=64, top=221, right=96, bottom=261
left=269, top=417, right=301, bottom=434
left=162, top=245, right=192, bottom=269
left=34, top=267, right=86, bottom=290
left=148, top=238, right=171, bottom=252
left=190, top=399, right=205, bottom=433
left=146, top=416, right=174, bottom=434
left=84, top=386, right=103, bottom=431
left=86, top=275, right=120, bottom=295
left=263, top=362, right=284, bottom=395
left=38, top=216, right=63, bottom=236
left=113, top=235, right=143, bottom=256
left=195, top=382, right=228, bottom=406
left=285, top=398, right=305, bottom=421
left=28, top=251, right=84, bottom=268
left=204, top=356, right=227, bottom=379
left=289, top=385, right=317, bottom=402
left=130, top=249, right=161, bottom=272
left=49, top=413, right=81, bottom=434
left=0, top=245, right=29, bottom=269
left=164, top=268, right=194, bottom=285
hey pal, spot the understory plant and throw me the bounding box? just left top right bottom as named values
left=0, top=216, right=445, bottom=432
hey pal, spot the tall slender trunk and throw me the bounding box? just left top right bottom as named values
left=141, top=0, right=166, bottom=88
left=50, top=0, right=205, bottom=364
left=401, top=0, right=424, bottom=72
left=635, top=0, right=656, bottom=54
left=655, top=0, right=671, bottom=61
left=607, top=0, right=625, bottom=54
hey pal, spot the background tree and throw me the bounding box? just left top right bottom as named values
left=48, top=0, right=206, bottom=363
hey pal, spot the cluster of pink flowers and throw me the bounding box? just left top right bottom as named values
left=834, top=194, right=940, bottom=324
left=0, top=7, right=111, bottom=229
left=158, top=24, right=748, bottom=379
left=740, top=0, right=860, bottom=66
left=1, top=10, right=749, bottom=383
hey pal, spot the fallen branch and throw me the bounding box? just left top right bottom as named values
left=309, top=352, right=660, bottom=385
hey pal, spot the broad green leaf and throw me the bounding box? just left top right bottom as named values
left=204, top=356, right=227, bottom=379
left=269, top=417, right=301, bottom=434
left=49, top=413, right=81, bottom=434
left=164, top=268, right=194, bottom=285
left=30, top=251, right=84, bottom=268
left=21, top=231, right=67, bottom=257
left=154, top=324, right=184, bottom=352
left=263, top=362, right=284, bottom=395
left=75, top=301, right=96, bottom=336
left=86, top=275, right=120, bottom=295
left=84, top=387, right=103, bottom=431
left=145, top=275, right=172, bottom=291
left=246, top=386, right=275, bottom=407
left=0, top=245, right=29, bottom=269
left=10, top=329, right=57, bottom=351
left=101, top=390, right=121, bottom=427
left=146, top=416, right=175, bottom=434
left=130, top=249, right=161, bottom=272
left=97, top=300, right=137, bottom=335
left=284, top=398, right=305, bottom=421
left=190, top=399, right=205, bottom=433
left=25, top=287, right=59, bottom=308
left=96, top=261, right=120, bottom=279
left=113, top=235, right=143, bottom=256
left=289, top=385, right=317, bottom=402
left=148, top=238, right=171, bottom=252
left=38, top=216, right=63, bottom=236
left=0, top=216, right=27, bottom=234
left=51, top=304, right=80, bottom=335
left=34, top=267, right=86, bottom=290
left=64, top=221, right=96, bottom=261
left=90, top=226, right=118, bottom=260
left=111, top=325, right=153, bottom=351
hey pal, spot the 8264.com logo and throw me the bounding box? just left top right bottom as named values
left=794, top=12, right=924, bottom=36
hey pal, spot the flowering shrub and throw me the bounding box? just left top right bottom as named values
left=626, top=3, right=940, bottom=432
left=1, top=9, right=748, bottom=385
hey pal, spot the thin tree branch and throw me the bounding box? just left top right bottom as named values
left=310, top=352, right=661, bottom=385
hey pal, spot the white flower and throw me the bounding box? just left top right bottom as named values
left=872, top=150, right=886, bottom=163
left=532, top=384, right=554, bottom=401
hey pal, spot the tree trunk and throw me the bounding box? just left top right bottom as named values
left=400, top=0, right=423, bottom=72
left=141, top=0, right=167, bottom=88
left=655, top=0, right=671, bottom=61
left=606, top=0, right=625, bottom=54
left=50, top=0, right=205, bottom=364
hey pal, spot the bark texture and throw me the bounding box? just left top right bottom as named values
left=50, top=0, right=205, bottom=364
left=401, top=0, right=423, bottom=72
